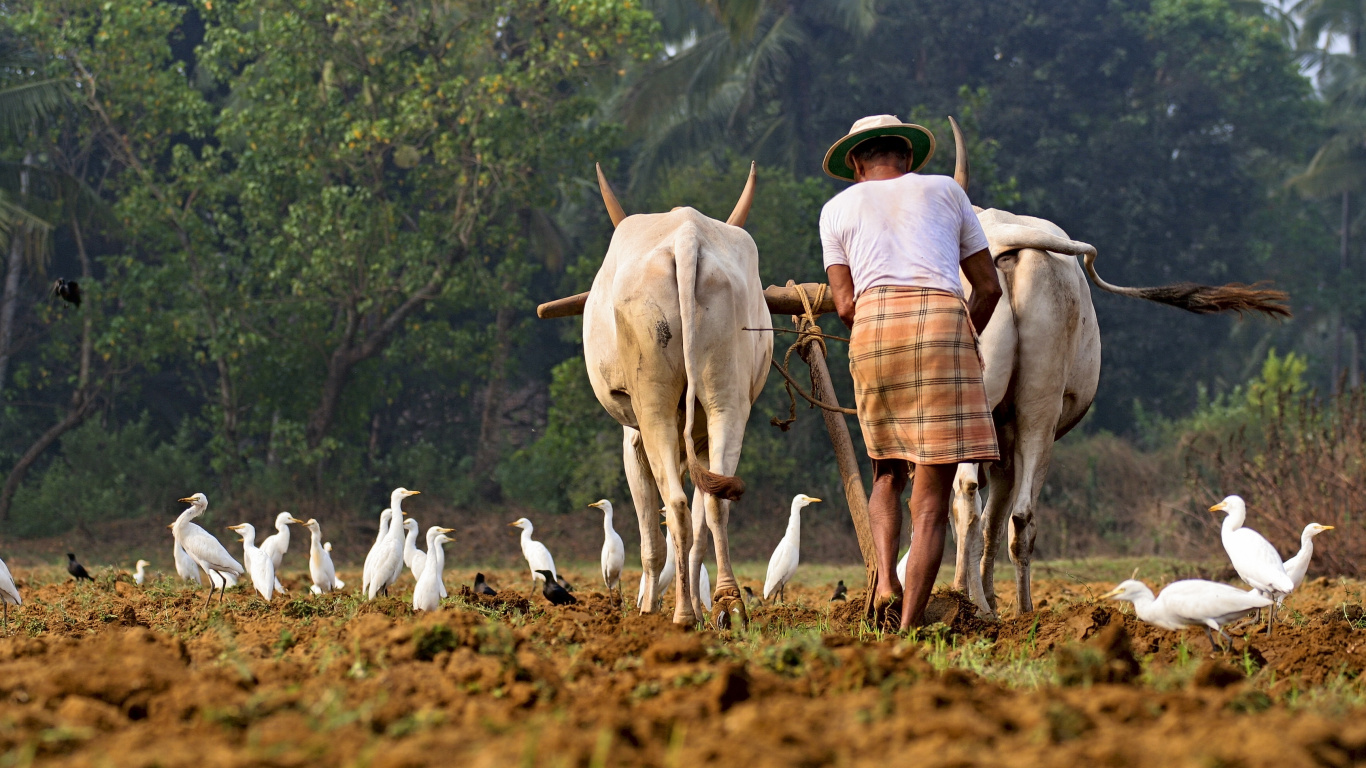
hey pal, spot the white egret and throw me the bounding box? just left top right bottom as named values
left=402, top=518, right=420, bottom=570
left=896, top=547, right=909, bottom=589
left=169, top=524, right=202, bottom=584
left=325, top=543, right=345, bottom=589
left=637, top=519, right=675, bottom=611
left=1102, top=578, right=1272, bottom=651
left=259, top=512, right=303, bottom=594
left=1211, top=495, right=1293, bottom=634
left=509, top=517, right=557, bottom=589
left=413, top=527, right=454, bottom=612
left=303, top=519, right=338, bottom=595
left=173, top=494, right=246, bottom=606
left=1283, top=523, right=1335, bottom=599
left=589, top=500, right=625, bottom=593
left=699, top=560, right=712, bottom=611
left=407, top=521, right=447, bottom=599
left=763, top=494, right=822, bottom=602
left=227, top=523, right=275, bottom=602
left=361, top=508, right=391, bottom=595
left=0, top=554, right=20, bottom=628
left=369, top=488, right=420, bottom=599
left=134, top=560, right=151, bottom=586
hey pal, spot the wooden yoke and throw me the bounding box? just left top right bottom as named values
left=536, top=281, right=877, bottom=618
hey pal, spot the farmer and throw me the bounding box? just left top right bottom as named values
left=820, top=115, right=1002, bottom=629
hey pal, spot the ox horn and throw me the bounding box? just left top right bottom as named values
left=596, top=163, right=627, bottom=227
left=726, top=161, right=757, bottom=227
left=950, top=116, right=970, bottom=194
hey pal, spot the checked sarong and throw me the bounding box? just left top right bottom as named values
left=849, top=286, right=1000, bottom=465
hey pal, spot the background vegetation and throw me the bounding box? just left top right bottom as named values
left=0, top=0, right=1361, bottom=567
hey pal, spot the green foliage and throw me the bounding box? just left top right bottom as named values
left=9, top=416, right=206, bottom=538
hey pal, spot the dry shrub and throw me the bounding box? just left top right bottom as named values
left=1186, top=387, right=1366, bottom=577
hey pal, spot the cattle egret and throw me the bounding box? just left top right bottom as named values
left=896, top=547, right=910, bottom=589
left=66, top=554, right=92, bottom=582
left=259, top=512, right=303, bottom=594
left=830, top=580, right=848, bottom=601
left=169, top=524, right=202, bottom=584
left=589, top=500, right=626, bottom=593
left=361, top=508, right=392, bottom=596
left=413, top=528, right=454, bottom=612
left=324, top=543, right=344, bottom=588
left=134, top=560, right=151, bottom=586
left=763, top=494, right=822, bottom=601
left=303, top=519, right=338, bottom=595
left=408, top=519, right=446, bottom=599
left=173, top=494, right=246, bottom=606
left=0, top=554, right=20, bottom=627
left=227, top=523, right=275, bottom=602
left=474, top=573, right=497, bottom=596
left=699, top=560, right=712, bottom=610
left=509, top=518, right=557, bottom=588
left=369, top=488, right=420, bottom=599
left=1283, top=523, right=1334, bottom=599
left=1102, top=578, right=1272, bottom=651
left=538, top=570, right=577, bottom=605
left=637, top=520, right=676, bottom=611
left=402, top=518, right=420, bottom=570
left=1211, top=495, right=1293, bottom=634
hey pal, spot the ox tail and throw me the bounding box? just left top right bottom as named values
left=1081, top=252, right=1291, bottom=319
left=675, top=224, right=746, bottom=502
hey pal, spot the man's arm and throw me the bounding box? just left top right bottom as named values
left=960, top=249, right=1002, bottom=333
left=827, top=264, right=856, bottom=330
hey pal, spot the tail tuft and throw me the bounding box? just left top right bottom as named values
left=689, top=458, right=746, bottom=501
left=1127, top=281, right=1291, bottom=318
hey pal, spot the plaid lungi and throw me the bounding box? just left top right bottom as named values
left=849, top=286, right=1000, bottom=465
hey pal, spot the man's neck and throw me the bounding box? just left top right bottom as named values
left=855, top=165, right=908, bottom=183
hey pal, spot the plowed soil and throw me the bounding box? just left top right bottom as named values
left=3, top=566, right=1366, bottom=767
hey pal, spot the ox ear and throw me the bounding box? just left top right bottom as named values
left=596, top=163, right=627, bottom=227
left=949, top=116, right=970, bottom=194
left=726, top=161, right=757, bottom=228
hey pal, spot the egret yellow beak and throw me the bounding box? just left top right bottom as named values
left=1099, top=586, right=1123, bottom=600
left=288, top=517, right=306, bottom=525
left=407, top=490, right=421, bottom=496
left=1323, top=525, right=1336, bottom=531
left=507, top=522, right=519, bottom=528
left=587, top=501, right=601, bottom=509
left=437, top=527, right=455, bottom=534
left=177, top=497, right=195, bottom=503
left=1208, top=501, right=1227, bottom=513
left=809, top=497, right=823, bottom=503
left=165, top=524, right=174, bottom=530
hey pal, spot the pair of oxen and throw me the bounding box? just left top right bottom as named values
left=548, top=120, right=1287, bottom=627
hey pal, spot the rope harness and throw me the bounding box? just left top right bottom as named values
left=766, top=282, right=858, bottom=430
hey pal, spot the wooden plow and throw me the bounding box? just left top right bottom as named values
left=537, top=282, right=883, bottom=620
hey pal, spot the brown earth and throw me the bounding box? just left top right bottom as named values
left=2, top=566, right=1366, bottom=767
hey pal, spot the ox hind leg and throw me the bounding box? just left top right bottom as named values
left=624, top=427, right=667, bottom=613
left=1002, top=404, right=1061, bottom=615
left=696, top=405, right=751, bottom=629
left=631, top=411, right=698, bottom=625
left=687, top=483, right=709, bottom=620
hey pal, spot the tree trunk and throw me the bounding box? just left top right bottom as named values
left=0, top=228, right=24, bottom=395
left=471, top=303, right=514, bottom=497
left=1335, top=190, right=1350, bottom=392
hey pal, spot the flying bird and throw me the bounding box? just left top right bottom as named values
left=830, top=580, right=848, bottom=602
left=538, top=570, right=577, bottom=605
left=589, top=499, right=625, bottom=593
left=1211, top=495, right=1293, bottom=634
left=509, top=517, right=557, bottom=588
left=1102, top=578, right=1271, bottom=651
left=50, top=278, right=80, bottom=307
left=474, top=572, right=497, bottom=596
left=66, top=553, right=93, bottom=582
left=763, top=494, right=822, bottom=602
left=134, top=559, right=151, bottom=586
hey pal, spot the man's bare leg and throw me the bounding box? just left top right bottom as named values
left=901, top=462, right=957, bottom=630
left=869, top=459, right=909, bottom=606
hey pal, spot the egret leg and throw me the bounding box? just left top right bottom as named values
left=1204, top=626, right=1219, bottom=653
left=1266, top=602, right=1275, bottom=637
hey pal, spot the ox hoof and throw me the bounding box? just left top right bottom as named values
left=711, top=596, right=748, bottom=631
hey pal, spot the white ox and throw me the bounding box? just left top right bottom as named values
left=582, top=165, right=770, bottom=626
left=942, top=125, right=1288, bottom=616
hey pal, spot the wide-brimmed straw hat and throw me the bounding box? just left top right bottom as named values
left=822, top=114, right=935, bottom=181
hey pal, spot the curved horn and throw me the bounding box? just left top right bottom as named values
left=726, top=161, right=757, bottom=227
left=596, top=163, right=626, bottom=227
left=950, top=116, right=970, bottom=194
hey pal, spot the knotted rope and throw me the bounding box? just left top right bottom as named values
left=769, top=282, right=857, bottom=430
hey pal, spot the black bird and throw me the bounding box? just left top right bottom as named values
left=537, top=570, right=577, bottom=605
left=474, top=572, right=497, bottom=596
left=66, top=553, right=93, bottom=581
left=556, top=574, right=574, bottom=593
left=51, top=279, right=81, bottom=308
left=743, top=585, right=761, bottom=608
left=830, top=580, right=848, bottom=602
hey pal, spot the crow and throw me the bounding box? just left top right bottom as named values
left=743, top=585, right=761, bottom=608
left=830, top=580, right=848, bottom=602
left=474, top=572, right=497, bottom=596
left=537, top=570, right=576, bottom=605
left=66, top=553, right=93, bottom=581
left=51, top=279, right=81, bottom=308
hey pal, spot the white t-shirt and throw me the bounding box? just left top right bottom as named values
left=820, top=173, right=989, bottom=299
